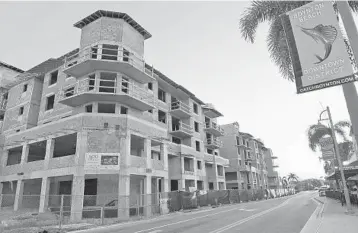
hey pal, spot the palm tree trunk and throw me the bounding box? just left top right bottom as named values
left=339, top=1, right=358, bottom=147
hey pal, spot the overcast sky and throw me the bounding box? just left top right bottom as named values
left=1, top=1, right=357, bottom=180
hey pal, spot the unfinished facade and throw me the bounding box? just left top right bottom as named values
left=0, top=10, right=229, bottom=221
left=219, top=122, right=270, bottom=190
left=263, top=147, right=280, bottom=189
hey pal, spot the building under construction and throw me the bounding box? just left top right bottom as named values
left=0, top=10, right=230, bottom=221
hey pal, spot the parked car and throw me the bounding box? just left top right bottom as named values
left=319, top=189, right=326, bottom=196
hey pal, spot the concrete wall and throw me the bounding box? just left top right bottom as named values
left=2, top=77, right=43, bottom=134
left=0, top=65, right=21, bottom=88
left=38, top=67, right=76, bottom=124
left=79, top=17, right=145, bottom=57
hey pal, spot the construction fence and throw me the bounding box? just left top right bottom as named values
left=0, top=188, right=295, bottom=229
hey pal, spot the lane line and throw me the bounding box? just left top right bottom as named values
left=134, top=196, right=295, bottom=233
left=208, top=198, right=291, bottom=233
left=72, top=195, right=298, bottom=233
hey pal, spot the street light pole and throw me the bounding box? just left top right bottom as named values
left=326, top=106, right=353, bottom=213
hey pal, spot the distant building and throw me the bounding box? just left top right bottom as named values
left=219, top=122, right=272, bottom=190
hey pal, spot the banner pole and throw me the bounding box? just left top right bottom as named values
left=337, top=1, right=358, bottom=153
left=327, top=106, right=354, bottom=213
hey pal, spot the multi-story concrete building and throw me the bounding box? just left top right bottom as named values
left=263, top=148, right=280, bottom=189
left=219, top=122, right=269, bottom=190
left=0, top=10, right=229, bottom=221
left=0, top=62, right=24, bottom=125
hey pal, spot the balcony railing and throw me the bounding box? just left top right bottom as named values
left=204, top=121, right=224, bottom=137
left=205, top=137, right=223, bottom=148
left=63, top=44, right=154, bottom=83
left=170, top=122, right=193, bottom=137
left=170, top=101, right=191, bottom=118
left=58, top=78, right=155, bottom=111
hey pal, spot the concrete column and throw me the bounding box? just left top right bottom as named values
left=180, top=156, right=185, bottom=191
left=213, top=157, right=219, bottom=190
left=39, top=177, right=50, bottom=213
left=21, top=144, right=29, bottom=164
left=160, top=144, right=168, bottom=171
left=118, top=174, right=130, bottom=219
left=144, top=138, right=152, bottom=170
left=13, top=180, right=24, bottom=211
left=70, top=175, right=85, bottom=222
left=44, top=139, right=54, bottom=170
left=180, top=156, right=185, bottom=174
left=160, top=177, right=170, bottom=214
left=144, top=175, right=152, bottom=217
left=193, top=158, right=198, bottom=190
left=0, top=182, right=3, bottom=209
left=1, top=149, right=8, bottom=167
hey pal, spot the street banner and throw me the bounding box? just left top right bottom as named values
left=319, top=137, right=335, bottom=160
left=281, top=1, right=358, bottom=94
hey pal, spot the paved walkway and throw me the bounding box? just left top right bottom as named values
left=301, top=195, right=358, bottom=233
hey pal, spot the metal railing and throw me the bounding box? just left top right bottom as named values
left=64, top=44, right=155, bottom=77
left=170, top=101, right=191, bottom=114
left=206, top=137, right=223, bottom=147
left=171, top=122, right=193, bottom=134
left=59, top=78, right=154, bottom=106
left=205, top=122, right=224, bottom=134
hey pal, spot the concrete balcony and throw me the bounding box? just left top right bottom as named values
left=215, top=156, right=230, bottom=167
left=204, top=122, right=224, bottom=137
left=204, top=153, right=214, bottom=164
left=205, top=137, right=223, bottom=149
left=239, top=164, right=251, bottom=172
left=58, top=78, right=155, bottom=111
left=170, top=101, right=191, bottom=118
left=184, top=170, right=195, bottom=176
left=63, top=44, right=154, bottom=84
left=170, top=122, right=193, bottom=138
left=202, top=103, right=223, bottom=118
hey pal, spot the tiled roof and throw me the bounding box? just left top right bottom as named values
left=73, top=10, right=152, bottom=40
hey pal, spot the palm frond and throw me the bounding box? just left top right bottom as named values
left=267, top=18, right=295, bottom=81
left=307, top=124, right=331, bottom=151
left=239, top=1, right=280, bottom=43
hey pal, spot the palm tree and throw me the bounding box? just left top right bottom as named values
left=307, top=121, right=353, bottom=163
left=307, top=121, right=351, bottom=152
left=287, top=173, right=299, bottom=182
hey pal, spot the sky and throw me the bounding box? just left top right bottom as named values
left=0, top=1, right=357, bottom=180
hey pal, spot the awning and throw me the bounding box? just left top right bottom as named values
left=348, top=174, right=358, bottom=181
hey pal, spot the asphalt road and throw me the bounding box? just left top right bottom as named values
left=77, top=191, right=318, bottom=233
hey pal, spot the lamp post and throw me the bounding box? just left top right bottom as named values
left=318, top=106, right=353, bottom=214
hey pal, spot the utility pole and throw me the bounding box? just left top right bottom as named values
left=326, top=106, right=353, bottom=213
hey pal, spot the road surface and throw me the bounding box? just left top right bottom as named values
left=77, top=191, right=318, bottom=233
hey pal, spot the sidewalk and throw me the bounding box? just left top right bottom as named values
left=317, top=196, right=358, bottom=232
left=301, top=195, right=358, bottom=233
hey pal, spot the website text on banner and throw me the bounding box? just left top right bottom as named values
left=281, top=1, right=358, bottom=94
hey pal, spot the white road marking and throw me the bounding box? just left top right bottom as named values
left=208, top=198, right=291, bottom=233
left=134, top=197, right=293, bottom=233
left=239, top=208, right=257, bottom=212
